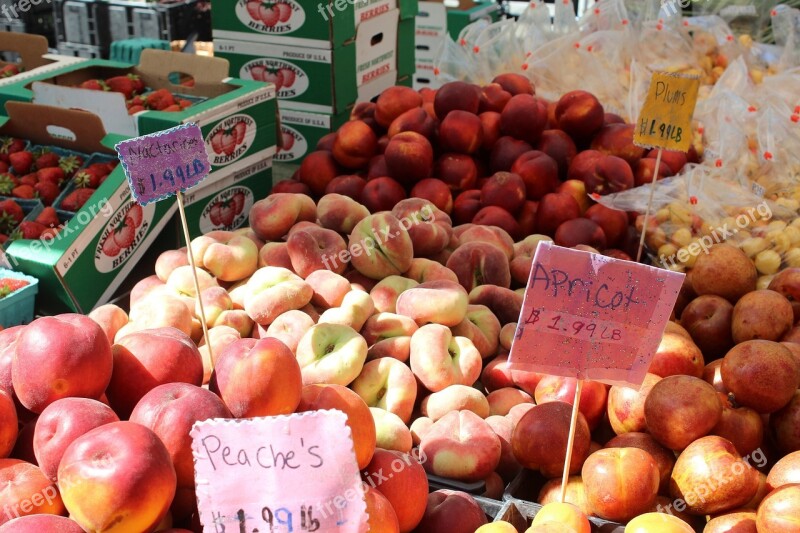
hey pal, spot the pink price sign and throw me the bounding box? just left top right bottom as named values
left=191, top=410, right=368, bottom=533
left=115, top=122, right=210, bottom=205
left=509, top=242, right=685, bottom=388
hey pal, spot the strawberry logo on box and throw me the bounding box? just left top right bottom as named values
left=205, top=114, right=257, bottom=166
left=237, top=0, right=305, bottom=34
left=95, top=200, right=155, bottom=273
left=200, top=186, right=254, bottom=234
left=275, top=125, right=307, bottom=163
left=241, top=59, right=308, bottom=99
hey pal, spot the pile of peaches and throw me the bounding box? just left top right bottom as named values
left=273, top=76, right=697, bottom=251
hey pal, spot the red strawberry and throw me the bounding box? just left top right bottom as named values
left=0, top=278, right=28, bottom=293
left=40, top=227, right=60, bottom=240
left=0, top=161, right=8, bottom=174
left=260, top=3, right=280, bottom=26
left=34, top=182, right=60, bottom=206
left=0, top=199, right=23, bottom=232
left=178, top=99, right=192, bottom=109
left=246, top=0, right=261, bottom=21
left=233, top=121, right=247, bottom=145
left=9, top=151, right=33, bottom=174
left=125, top=203, right=143, bottom=228
left=79, top=79, right=109, bottom=91
left=113, top=219, right=136, bottom=248
left=0, top=174, right=17, bottom=195
left=34, top=151, right=59, bottom=169
left=264, top=69, right=284, bottom=90
left=14, top=221, right=45, bottom=240
left=11, top=184, right=34, bottom=199
left=35, top=206, right=60, bottom=228
left=129, top=95, right=145, bottom=107
left=145, top=89, right=175, bottom=111
left=231, top=191, right=245, bottom=215
left=36, top=167, right=65, bottom=186
left=128, top=105, right=146, bottom=115
left=219, top=203, right=236, bottom=226
left=0, top=234, right=7, bottom=244
left=74, top=168, right=102, bottom=189
left=276, top=1, right=291, bottom=22
left=249, top=65, right=266, bottom=81
left=281, top=131, right=294, bottom=151
left=0, top=65, right=20, bottom=78
left=220, top=131, right=236, bottom=156
left=209, top=203, right=222, bottom=225
left=279, top=68, right=296, bottom=88
left=59, top=154, right=83, bottom=178
left=106, top=74, right=141, bottom=99
left=181, top=78, right=195, bottom=88
left=101, top=233, right=121, bottom=257
left=18, top=174, right=37, bottom=187
left=210, top=130, right=224, bottom=155
left=162, top=104, right=182, bottom=112
left=0, top=137, right=25, bottom=164
left=60, top=188, right=95, bottom=211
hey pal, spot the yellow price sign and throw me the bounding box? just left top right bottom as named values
left=634, top=71, right=700, bottom=152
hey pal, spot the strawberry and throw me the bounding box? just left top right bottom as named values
left=129, top=95, right=145, bottom=107
left=279, top=67, right=296, bottom=88
left=178, top=99, right=192, bottom=109
left=264, top=69, right=284, bottom=90
left=219, top=203, right=236, bottom=226
left=36, top=167, right=65, bottom=187
left=59, top=154, right=83, bottom=178
left=35, top=206, right=60, bottom=228
left=128, top=105, right=146, bottom=115
left=106, top=74, right=141, bottom=99
left=162, top=104, right=182, bottom=112
left=0, top=65, right=20, bottom=78
left=145, top=89, right=175, bottom=111
left=0, top=234, right=6, bottom=244
left=35, top=150, right=60, bottom=169
left=79, top=79, right=109, bottom=91
left=11, top=184, right=34, bottom=199
left=18, top=174, right=37, bottom=187
left=180, top=78, right=195, bottom=88
left=220, top=130, right=236, bottom=156
left=73, top=168, right=101, bottom=189
left=0, top=199, right=23, bottom=232
left=233, top=121, right=247, bottom=145
left=0, top=174, right=17, bottom=195
left=125, top=203, right=143, bottom=228
left=9, top=151, right=33, bottom=174
left=13, top=221, right=45, bottom=240
left=34, top=181, right=60, bottom=206
left=0, top=278, right=28, bottom=294
left=209, top=202, right=222, bottom=225
left=60, top=188, right=95, bottom=211
left=249, top=65, right=266, bottom=82
left=260, top=3, right=280, bottom=27
left=101, top=233, right=121, bottom=257
left=87, top=162, right=114, bottom=176
left=210, top=131, right=224, bottom=155
left=0, top=137, right=25, bottom=164
left=112, top=218, right=136, bottom=248
left=276, top=1, right=291, bottom=22
left=246, top=0, right=261, bottom=20
left=231, top=191, right=245, bottom=215
left=0, top=161, right=8, bottom=174
left=40, top=227, right=60, bottom=240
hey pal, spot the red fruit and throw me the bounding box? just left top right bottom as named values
left=231, top=192, right=245, bottom=215
left=34, top=151, right=60, bottom=169
left=60, top=188, right=95, bottom=211
left=233, top=121, right=247, bottom=145
left=0, top=137, right=25, bottom=163
left=0, top=278, right=28, bottom=296
left=145, top=89, right=175, bottom=110
left=35, top=206, right=60, bottom=228
left=40, top=227, right=60, bottom=240
left=112, top=219, right=136, bottom=248
left=279, top=67, right=296, bottom=87
left=0, top=64, right=19, bottom=78
left=260, top=3, right=280, bottom=26
left=264, top=69, right=285, bottom=90
left=210, top=130, right=224, bottom=155
left=128, top=105, right=146, bottom=115
left=0, top=174, right=18, bottom=195
left=36, top=167, right=65, bottom=186
left=34, top=181, right=60, bottom=206
left=178, top=99, right=192, bottom=109
left=18, top=174, right=37, bottom=187
left=218, top=203, right=236, bottom=226
left=249, top=65, right=266, bottom=82
left=105, top=75, right=140, bottom=99
left=102, top=233, right=121, bottom=257
left=220, top=131, right=236, bottom=156
left=161, top=104, right=182, bottom=112
left=209, top=203, right=222, bottom=226
left=79, top=79, right=109, bottom=91
left=276, top=1, right=291, bottom=21
left=86, top=162, right=113, bottom=177
left=13, top=221, right=45, bottom=240
left=11, top=184, right=34, bottom=199
left=125, top=203, right=143, bottom=228
left=246, top=0, right=261, bottom=20
left=9, top=151, right=33, bottom=174
left=73, top=168, right=102, bottom=188
left=0, top=199, right=23, bottom=232
left=59, top=154, right=84, bottom=177
left=0, top=161, right=8, bottom=173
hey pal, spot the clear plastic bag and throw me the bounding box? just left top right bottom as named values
left=432, top=35, right=479, bottom=85
left=577, top=0, right=630, bottom=34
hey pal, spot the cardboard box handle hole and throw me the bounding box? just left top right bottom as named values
left=45, top=125, right=77, bottom=142
left=370, top=32, right=384, bottom=46
left=168, top=71, right=195, bottom=88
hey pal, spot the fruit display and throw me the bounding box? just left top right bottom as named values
left=76, top=75, right=196, bottom=115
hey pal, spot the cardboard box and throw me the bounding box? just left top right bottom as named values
left=2, top=102, right=177, bottom=314
left=275, top=105, right=350, bottom=164
left=215, top=8, right=399, bottom=114
left=417, top=0, right=499, bottom=41
left=0, top=49, right=277, bottom=177
left=211, top=0, right=417, bottom=49
left=0, top=32, right=87, bottom=87
left=397, top=16, right=415, bottom=79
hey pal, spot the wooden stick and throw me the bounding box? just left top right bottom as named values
left=636, top=147, right=664, bottom=263
left=176, top=191, right=214, bottom=366
left=560, top=379, right=584, bottom=503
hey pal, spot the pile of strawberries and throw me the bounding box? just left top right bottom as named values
left=0, top=64, right=20, bottom=79
left=0, top=201, right=61, bottom=242
left=77, top=75, right=193, bottom=115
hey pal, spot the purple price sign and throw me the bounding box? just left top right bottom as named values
left=115, top=123, right=210, bottom=206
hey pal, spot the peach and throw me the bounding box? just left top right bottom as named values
left=0, top=459, right=63, bottom=524
left=487, top=387, right=534, bottom=417
left=108, top=327, right=202, bottom=419
left=370, top=408, right=413, bottom=453
left=370, top=276, right=418, bottom=314
left=129, top=274, right=165, bottom=306
left=692, top=244, right=758, bottom=302
left=364, top=483, right=401, bottom=533
left=361, top=176, right=408, bottom=213
left=154, top=249, right=189, bottom=282
left=510, top=234, right=553, bottom=285
left=647, top=148, right=688, bottom=175
left=469, top=285, right=523, bottom=325
left=732, top=289, right=794, bottom=343
left=57, top=422, right=175, bottom=532
left=532, top=502, right=591, bottom=533
left=388, top=107, right=436, bottom=139
left=348, top=213, right=414, bottom=280
left=396, top=280, right=468, bottom=327
left=500, top=94, right=547, bottom=144
left=450, top=304, right=501, bottom=358
left=87, top=304, right=128, bottom=345
left=584, top=203, right=629, bottom=248
left=12, top=314, right=112, bottom=414
left=446, top=241, right=511, bottom=292
left=351, top=101, right=378, bottom=131
left=721, top=340, right=800, bottom=413
left=607, top=373, right=662, bottom=435
left=535, top=192, right=581, bottom=236
left=535, top=129, right=578, bottom=180
left=262, top=310, right=314, bottom=354
left=384, top=131, right=434, bottom=185
left=363, top=449, right=428, bottom=532
left=249, top=192, right=316, bottom=241
left=297, top=150, right=340, bottom=195
left=198, top=325, right=240, bottom=383
left=318, top=289, right=374, bottom=331
left=317, top=193, right=370, bottom=235
left=457, top=225, right=514, bottom=259
left=605, top=432, right=676, bottom=494
left=404, top=258, right=459, bottom=284
left=325, top=174, right=367, bottom=199
left=634, top=157, right=674, bottom=187
left=499, top=322, right=517, bottom=351
left=297, top=384, right=376, bottom=469
left=0, top=515, right=83, bottom=531
left=415, top=490, right=488, bottom=533
left=452, top=189, right=483, bottom=225
left=375, top=86, right=423, bottom=128
left=555, top=90, right=604, bottom=141
left=295, top=323, right=367, bottom=386
left=481, top=354, right=517, bottom=391
left=410, top=324, right=482, bottom=392
left=591, top=123, right=646, bottom=167
left=439, top=110, right=483, bottom=154
left=362, top=312, right=418, bottom=362
left=555, top=218, right=607, bottom=249
left=368, top=154, right=388, bottom=176
left=420, top=411, right=501, bottom=482
left=435, top=153, right=479, bottom=192
left=535, top=377, right=608, bottom=430
left=0, top=390, right=15, bottom=458
left=287, top=225, right=348, bottom=278
left=391, top=198, right=453, bottom=258
left=490, top=136, right=533, bottom=173
left=195, top=286, right=232, bottom=326
left=0, top=326, right=22, bottom=396
left=410, top=417, right=433, bottom=446
left=213, top=309, right=253, bottom=338
left=434, top=81, right=481, bottom=119
left=410, top=179, right=454, bottom=214
left=195, top=234, right=258, bottom=282
left=257, top=241, right=293, bottom=271
left=481, top=171, right=526, bottom=215
left=352, top=357, right=417, bottom=423
left=233, top=226, right=266, bottom=249
left=243, top=266, right=314, bottom=326
left=492, top=73, right=533, bottom=95
left=479, top=111, right=502, bottom=151
left=583, top=448, right=660, bottom=522
left=271, top=179, right=311, bottom=194
left=510, top=150, right=560, bottom=201
left=421, top=385, right=490, bottom=421
left=479, top=83, right=512, bottom=113
left=580, top=154, right=635, bottom=195
left=484, top=415, right=522, bottom=480
left=332, top=120, right=377, bottom=169
left=305, top=270, right=351, bottom=309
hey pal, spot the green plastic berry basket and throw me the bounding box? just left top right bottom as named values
left=0, top=268, right=38, bottom=326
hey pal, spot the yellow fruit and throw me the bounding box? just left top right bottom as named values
left=754, top=249, right=781, bottom=275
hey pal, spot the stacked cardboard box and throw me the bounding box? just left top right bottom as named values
left=213, top=0, right=417, bottom=164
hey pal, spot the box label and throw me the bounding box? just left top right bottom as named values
left=275, top=124, right=307, bottom=163
left=94, top=200, right=156, bottom=273
left=198, top=184, right=254, bottom=233
left=204, top=114, right=259, bottom=167
left=634, top=71, right=700, bottom=152
left=235, top=0, right=306, bottom=35
left=240, top=58, right=310, bottom=99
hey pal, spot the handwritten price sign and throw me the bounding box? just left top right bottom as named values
left=634, top=71, right=700, bottom=152
left=509, top=242, right=685, bottom=387
left=115, top=123, right=210, bottom=205
left=191, top=410, right=368, bottom=533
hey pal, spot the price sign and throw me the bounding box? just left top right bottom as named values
left=115, top=122, right=210, bottom=205
left=191, top=410, right=368, bottom=533
left=634, top=71, right=700, bottom=152
left=509, top=242, right=685, bottom=387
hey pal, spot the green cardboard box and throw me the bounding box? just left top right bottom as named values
left=211, top=0, right=417, bottom=49
left=275, top=105, right=350, bottom=164
left=0, top=32, right=88, bottom=88
left=398, top=16, right=416, bottom=79
left=2, top=102, right=177, bottom=314
left=445, top=0, right=499, bottom=40
left=0, top=50, right=278, bottom=177
left=215, top=8, right=400, bottom=114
